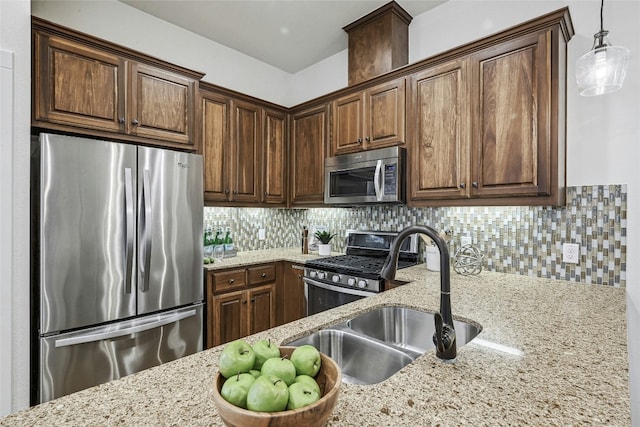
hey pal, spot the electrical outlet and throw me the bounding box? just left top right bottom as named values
left=562, top=243, right=579, bottom=263
left=258, top=228, right=266, bottom=240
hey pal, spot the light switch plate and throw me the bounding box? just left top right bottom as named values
left=562, top=243, right=579, bottom=264
left=258, top=228, right=266, bottom=240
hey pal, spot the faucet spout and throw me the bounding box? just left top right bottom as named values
left=380, top=225, right=457, bottom=361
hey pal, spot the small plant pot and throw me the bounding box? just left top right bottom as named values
left=318, top=244, right=331, bottom=256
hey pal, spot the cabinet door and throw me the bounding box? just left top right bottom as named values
left=262, top=109, right=288, bottom=205
left=470, top=31, right=551, bottom=198
left=290, top=104, right=329, bottom=205
left=248, top=284, right=275, bottom=335
left=33, top=33, right=125, bottom=133
left=201, top=91, right=231, bottom=202
left=212, top=290, right=247, bottom=346
left=276, top=263, right=306, bottom=326
left=365, top=78, right=406, bottom=150
left=128, top=63, right=196, bottom=146
left=331, top=92, right=364, bottom=155
left=408, top=59, right=470, bottom=201
left=230, top=99, right=262, bottom=203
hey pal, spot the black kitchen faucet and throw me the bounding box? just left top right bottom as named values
left=380, top=225, right=457, bottom=361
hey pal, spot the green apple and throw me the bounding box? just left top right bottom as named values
left=287, top=381, right=321, bottom=410
left=260, top=356, right=297, bottom=386
left=290, top=345, right=322, bottom=377
left=246, top=375, right=289, bottom=412
left=249, top=369, right=261, bottom=379
left=294, top=374, right=321, bottom=395
left=220, top=373, right=255, bottom=409
left=219, top=340, right=255, bottom=378
left=252, top=339, right=280, bottom=370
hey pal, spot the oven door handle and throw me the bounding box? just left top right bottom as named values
left=303, top=277, right=375, bottom=297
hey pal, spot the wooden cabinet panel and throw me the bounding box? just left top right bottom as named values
left=128, top=63, right=194, bottom=145
left=248, top=284, right=275, bottom=335
left=365, top=78, right=405, bottom=150
left=290, top=103, right=329, bottom=206
left=470, top=31, right=551, bottom=199
left=276, top=263, right=306, bottom=326
left=331, top=78, right=405, bottom=156
left=211, top=269, right=246, bottom=293
left=33, top=34, right=124, bottom=133
left=212, top=290, right=246, bottom=347
left=248, top=264, right=276, bottom=286
left=201, top=92, right=229, bottom=202
left=231, top=100, right=262, bottom=203
left=262, top=109, right=288, bottom=205
left=409, top=58, right=470, bottom=201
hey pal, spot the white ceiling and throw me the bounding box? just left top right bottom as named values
left=119, top=1, right=446, bottom=74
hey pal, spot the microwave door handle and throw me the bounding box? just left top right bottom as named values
left=374, top=160, right=383, bottom=201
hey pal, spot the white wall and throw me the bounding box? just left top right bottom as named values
left=4, top=0, right=639, bottom=422
left=0, top=0, right=31, bottom=416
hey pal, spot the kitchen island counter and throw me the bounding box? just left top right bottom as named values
left=1, top=265, right=630, bottom=426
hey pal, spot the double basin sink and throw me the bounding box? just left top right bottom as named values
left=283, top=306, right=481, bottom=385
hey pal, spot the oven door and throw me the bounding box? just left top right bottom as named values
left=304, top=277, right=374, bottom=316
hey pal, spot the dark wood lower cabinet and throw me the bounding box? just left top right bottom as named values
left=276, top=262, right=306, bottom=326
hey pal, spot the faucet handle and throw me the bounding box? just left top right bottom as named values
left=433, top=312, right=456, bottom=358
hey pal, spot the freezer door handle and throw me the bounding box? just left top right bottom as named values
left=124, top=168, right=134, bottom=294
left=140, top=169, right=153, bottom=292
left=54, top=308, right=197, bottom=348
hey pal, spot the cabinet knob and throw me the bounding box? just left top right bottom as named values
left=365, top=136, right=370, bottom=142
left=460, top=183, right=466, bottom=189
left=261, top=272, right=267, bottom=278
left=472, top=182, right=479, bottom=188
left=224, top=189, right=230, bottom=195
left=357, top=138, right=362, bottom=144
left=264, top=192, right=268, bottom=196
left=233, top=190, right=238, bottom=195
left=118, top=117, right=125, bottom=124
left=243, top=299, right=247, bottom=304
left=228, top=278, right=235, bottom=284
left=131, top=119, right=139, bottom=126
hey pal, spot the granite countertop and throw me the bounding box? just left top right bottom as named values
left=1, top=249, right=630, bottom=426
left=203, top=247, right=335, bottom=270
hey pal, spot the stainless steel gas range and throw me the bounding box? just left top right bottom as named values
left=303, top=230, right=419, bottom=316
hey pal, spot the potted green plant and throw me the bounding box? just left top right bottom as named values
left=314, top=230, right=336, bottom=256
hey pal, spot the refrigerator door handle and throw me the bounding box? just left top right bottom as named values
left=140, top=169, right=153, bottom=292
left=124, top=168, right=134, bottom=294
left=54, top=308, right=197, bottom=348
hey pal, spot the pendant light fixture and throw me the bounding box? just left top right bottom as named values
left=575, top=0, right=630, bottom=96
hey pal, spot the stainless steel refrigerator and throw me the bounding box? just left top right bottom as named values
left=31, top=133, right=204, bottom=404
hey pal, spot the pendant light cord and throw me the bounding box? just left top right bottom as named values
left=600, top=0, right=605, bottom=33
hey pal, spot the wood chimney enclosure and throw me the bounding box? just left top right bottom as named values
left=343, top=1, right=413, bottom=86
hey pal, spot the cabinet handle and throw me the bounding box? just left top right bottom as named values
left=298, top=275, right=302, bottom=279
left=228, top=278, right=235, bottom=284
left=261, top=272, right=267, bottom=278
left=472, top=182, right=479, bottom=188
left=224, top=189, right=230, bottom=195
left=460, top=183, right=466, bottom=189
left=131, top=119, right=139, bottom=126
left=357, top=138, right=362, bottom=143
left=243, top=299, right=247, bottom=304
left=365, top=136, right=370, bottom=142
left=118, top=117, right=125, bottom=124
left=264, top=192, right=268, bottom=196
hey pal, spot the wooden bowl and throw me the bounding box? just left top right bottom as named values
left=213, top=346, right=342, bottom=427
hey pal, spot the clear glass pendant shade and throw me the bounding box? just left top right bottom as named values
left=576, top=31, right=630, bottom=96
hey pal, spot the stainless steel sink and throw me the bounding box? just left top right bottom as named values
left=283, top=306, right=481, bottom=385
left=345, top=306, right=481, bottom=358
left=284, top=328, right=414, bottom=385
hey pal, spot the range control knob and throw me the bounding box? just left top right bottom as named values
left=317, top=271, right=326, bottom=280
left=357, top=279, right=368, bottom=289
left=309, top=270, right=317, bottom=278
left=331, top=274, right=341, bottom=283
left=347, top=277, right=356, bottom=287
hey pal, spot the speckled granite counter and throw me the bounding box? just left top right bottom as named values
left=1, top=254, right=630, bottom=426
left=203, top=247, right=336, bottom=270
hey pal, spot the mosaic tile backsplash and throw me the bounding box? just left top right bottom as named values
left=204, top=185, right=627, bottom=287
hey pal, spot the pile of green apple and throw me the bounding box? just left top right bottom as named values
left=217, top=339, right=323, bottom=412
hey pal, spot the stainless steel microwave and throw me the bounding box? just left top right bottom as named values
left=324, top=146, right=406, bottom=205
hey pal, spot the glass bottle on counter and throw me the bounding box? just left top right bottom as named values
left=203, top=225, right=213, bottom=258
left=223, top=227, right=234, bottom=252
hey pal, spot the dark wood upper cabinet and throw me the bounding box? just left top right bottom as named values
left=262, top=109, right=288, bottom=205
left=201, top=91, right=229, bottom=202
left=331, top=77, right=405, bottom=156
left=289, top=103, right=329, bottom=206
left=32, top=17, right=202, bottom=150
left=408, top=58, right=470, bottom=202
left=230, top=99, right=262, bottom=203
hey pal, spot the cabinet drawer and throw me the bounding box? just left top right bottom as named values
left=248, top=264, right=276, bottom=285
left=212, top=269, right=246, bottom=293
